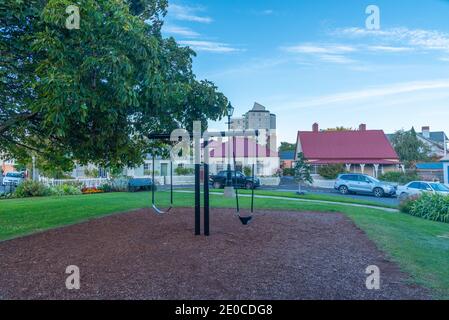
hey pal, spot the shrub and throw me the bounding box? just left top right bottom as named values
left=243, top=166, right=252, bottom=177
left=108, top=178, right=129, bottom=192
left=282, top=168, right=295, bottom=176
left=399, top=194, right=421, bottom=214
left=14, top=180, right=50, bottom=198
left=318, top=164, right=344, bottom=180
left=175, top=167, right=194, bottom=176
left=379, top=171, right=420, bottom=184
left=49, top=184, right=82, bottom=196
left=403, top=193, right=449, bottom=223
left=98, top=184, right=113, bottom=193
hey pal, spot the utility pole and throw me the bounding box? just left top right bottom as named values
left=224, top=102, right=235, bottom=198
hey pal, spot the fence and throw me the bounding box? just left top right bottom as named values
left=0, top=182, right=17, bottom=198
left=39, top=177, right=109, bottom=188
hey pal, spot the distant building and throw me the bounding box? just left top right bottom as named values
left=0, top=158, right=16, bottom=175
left=295, top=123, right=402, bottom=178
left=279, top=151, right=295, bottom=169
left=387, top=126, right=448, bottom=159
left=231, top=102, right=276, bottom=131
left=208, top=137, right=279, bottom=176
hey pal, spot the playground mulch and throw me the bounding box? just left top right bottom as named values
left=0, top=208, right=429, bottom=300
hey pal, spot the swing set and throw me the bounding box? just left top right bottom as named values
left=147, top=129, right=260, bottom=236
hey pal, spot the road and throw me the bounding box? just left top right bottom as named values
left=260, top=177, right=400, bottom=207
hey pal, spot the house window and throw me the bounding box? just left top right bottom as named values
left=144, top=163, right=151, bottom=171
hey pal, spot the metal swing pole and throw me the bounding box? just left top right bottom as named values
left=195, top=163, right=201, bottom=236
left=204, top=163, right=210, bottom=236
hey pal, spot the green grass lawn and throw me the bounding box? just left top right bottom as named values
left=210, top=188, right=398, bottom=209
left=0, top=191, right=448, bottom=298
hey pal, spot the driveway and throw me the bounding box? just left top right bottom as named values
left=261, top=177, right=399, bottom=207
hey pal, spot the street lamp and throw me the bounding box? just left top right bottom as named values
left=224, top=103, right=235, bottom=197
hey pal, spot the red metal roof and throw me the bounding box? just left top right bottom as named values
left=297, top=130, right=399, bottom=165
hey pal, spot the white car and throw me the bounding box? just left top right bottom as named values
left=2, top=172, right=25, bottom=186
left=396, top=181, right=449, bottom=200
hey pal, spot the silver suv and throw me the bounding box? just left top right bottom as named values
left=334, top=173, right=397, bottom=198
left=2, top=172, right=25, bottom=186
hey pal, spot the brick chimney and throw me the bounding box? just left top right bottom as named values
left=312, top=123, right=319, bottom=132
left=422, top=126, right=430, bottom=139
left=359, top=123, right=367, bottom=131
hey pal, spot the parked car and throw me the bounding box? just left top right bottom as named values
left=209, top=170, right=260, bottom=189
left=2, top=172, right=25, bottom=186
left=396, top=181, right=449, bottom=200
left=334, top=173, right=397, bottom=198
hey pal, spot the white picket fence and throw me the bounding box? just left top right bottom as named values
left=39, top=177, right=108, bottom=188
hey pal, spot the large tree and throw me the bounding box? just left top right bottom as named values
left=1, top=0, right=227, bottom=171
left=391, top=127, right=430, bottom=168
left=279, top=142, right=296, bottom=152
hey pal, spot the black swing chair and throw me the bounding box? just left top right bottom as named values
left=151, top=154, right=174, bottom=215
left=233, top=150, right=256, bottom=225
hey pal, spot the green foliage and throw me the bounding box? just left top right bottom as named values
left=49, top=184, right=82, bottom=196
left=279, top=142, right=296, bottom=152
left=13, top=181, right=50, bottom=198
left=317, top=164, right=344, bottom=180
left=391, top=128, right=430, bottom=168
left=399, top=194, right=421, bottom=214
left=175, top=167, right=194, bottom=176
left=84, top=168, right=99, bottom=178
left=379, top=171, right=420, bottom=184
left=1, top=0, right=227, bottom=169
left=282, top=168, right=295, bottom=176
left=294, top=153, right=313, bottom=184
left=243, top=166, right=252, bottom=177
left=403, top=193, right=449, bottom=223
left=98, top=184, right=113, bottom=193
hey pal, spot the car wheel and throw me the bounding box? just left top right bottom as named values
left=339, top=185, right=349, bottom=195
left=373, top=187, right=384, bottom=198
left=246, top=182, right=254, bottom=190
left=213, top=182, right=222, bottom=189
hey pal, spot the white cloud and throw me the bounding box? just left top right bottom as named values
left=334, top=27, right=449, bottom=52
left=169, top=4, right=212, bottom=23
left=178, top=40, right=242, bottom=53
left=367, top=45, right=414, bottom=53
left=282, top=44, right=357, bottom=64
left=163, top=25, right=199, bottom=38
left=280, top=79, right=449, bottom=110
left=283, top=44, right=356, bottom=54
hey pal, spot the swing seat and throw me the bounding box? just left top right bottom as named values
left=152, top=204, right=173, bottom=215
left=238, top=216, right=253, bottom=225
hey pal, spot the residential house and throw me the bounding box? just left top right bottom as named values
left=207, top=137, right=279, bottom=176
left=0, top=158, right=16, bottom=175
left=387, top=126, right=448, bottom=159
left=279, top=151, right=295, bottom=169
left=295, top=123, right=402, bottom=178
left=415, top=162, right=444, bottom=182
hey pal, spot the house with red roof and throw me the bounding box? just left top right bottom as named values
left=295, top=123, right=402, bottom=178
left=208, top=137, right=279, bottom=176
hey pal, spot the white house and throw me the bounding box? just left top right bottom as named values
left=207, top=137, right=279, bottom=177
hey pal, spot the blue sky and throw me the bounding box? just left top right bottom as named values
left=162, top=0, right=449, bottom=143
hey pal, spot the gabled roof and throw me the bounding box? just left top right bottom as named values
left=418, top=131, right=448, bottom=144
left=297, top=130, right=399, bottom=164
